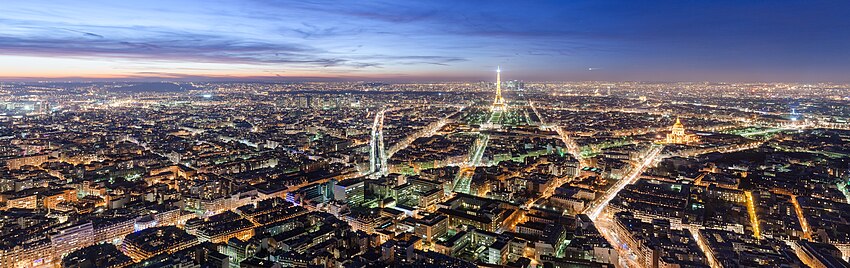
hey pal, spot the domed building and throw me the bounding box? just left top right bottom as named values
left=665, top=117, right=699, bottom=144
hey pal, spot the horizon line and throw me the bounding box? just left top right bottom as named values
left=2, top=77, right=849, bottom=85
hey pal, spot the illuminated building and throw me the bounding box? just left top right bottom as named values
left=191, top=211, right=255, bottom=243
left=492, top=67, right=506, bottom=112
left=434, top=231, right=469, bottom=256
left=380, top=235, right=422, bottom=263
left=436, top=193, right=520, bottom=232
left=93, top=217, right=136, bottom=245
left=333, top=178, right=365, bottom=206
left=91, top=208, right=182, bottom=246
left=414, top=214, right=447, bottom=244
left=51, top=222, right=95, bottom=260
left=612, top=212, right=709, bottom=268
left=345, top=209, right=384, bottom=234
left=4, top=194, right=37, bottom=210
left=664, top=117, right=699, bottom=144
left=4, top=154, right=49, bottom=170
left=43, top=188, right=78, bottom=210
left=0, top=238, right=54, bottom=268
left=76, top=181, right=107, bottom=200
left=196, top=224, right=254, bottom=244
left=133, top=215, right=157, bottom=232
left=121, top=226, right=199, bottom=261
left=795, top=240, right=850, bottom=268
left=62, top=244, right=133, bottom=268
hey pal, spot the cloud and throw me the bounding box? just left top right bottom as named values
left=2, top=0, right=848, bottom=81
left=83, top=32, right=104, bottom=38
left=0, top=29, right=354, bottom=67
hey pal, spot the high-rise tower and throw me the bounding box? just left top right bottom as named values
left=492, top=67, right=506, bottom=111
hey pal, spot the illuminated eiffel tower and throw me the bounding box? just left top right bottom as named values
left=492, top=66, right=506, bottom=112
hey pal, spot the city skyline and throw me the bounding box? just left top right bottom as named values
left=2, top=2, right=850, bottom=267
left=2, top=0, right=850, bottom=82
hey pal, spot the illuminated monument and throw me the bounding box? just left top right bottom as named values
left=665, top=117, right=699, bottom=144
left=492, top=67, right=506, bottom=112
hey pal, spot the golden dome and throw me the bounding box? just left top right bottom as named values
left=673, top=117, right=683, bottom=128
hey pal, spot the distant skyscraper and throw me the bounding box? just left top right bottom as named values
left=492, top=67, right=506, bottom=111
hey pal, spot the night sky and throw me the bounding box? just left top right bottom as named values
left=1, top=0, right=849, bottom=82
